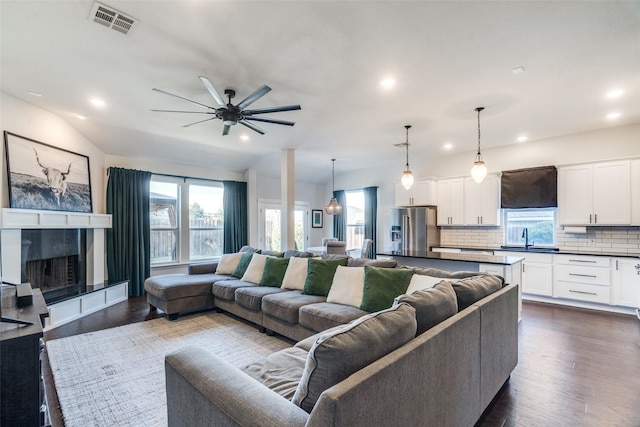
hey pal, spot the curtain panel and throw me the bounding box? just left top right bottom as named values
left=501, top=166, right=558, bottom=208
left=223, top=180, right=248, bottom=253
left=363, top=186, right=378, bottom=258
left=332, top=190, right=347, bottom=241
left=106, top=167, right=152, bottom=297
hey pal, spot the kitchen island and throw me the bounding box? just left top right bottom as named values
left=377, top=250, right=524, bottom=318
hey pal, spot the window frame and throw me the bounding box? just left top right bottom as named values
left=345, top=190, right=365, bottom=252
left=503, top=207, right=557, bottom=248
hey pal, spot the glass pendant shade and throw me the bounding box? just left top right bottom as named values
left=325, top=158, right=342, bottom=215
left=401, top=169, right=414, bottom=190
left=471, top=107, right=487, bottom=184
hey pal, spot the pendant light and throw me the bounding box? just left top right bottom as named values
left=471, top=107, right=488, bottom=183
left=325, top=158, right=342, bottom=215
left=400, top=125, right=414, bottom=190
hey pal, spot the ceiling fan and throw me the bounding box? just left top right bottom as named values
left=152, top=76, right=301, bottom=135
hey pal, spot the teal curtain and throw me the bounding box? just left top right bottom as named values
left=106, top=167, right=151, bottom=297
left=223, top=181, right=248, bottom=253
left=363, top=186, right=378, bottom=258
left=332, top=190, right=347, bottom=240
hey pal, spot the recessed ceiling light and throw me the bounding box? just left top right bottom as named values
left=75, top=114, right=86, bottom=120
left=380, top=78, right=395, bottom=89
left=517, top=135, right=528, bottom=143
left=512, top=66, right=525, bottom=75
left=90, top=98, right=106, bottom=108
left=27, top=91, right=42, bottom=97
left=443, top=142, right=453, bottom=150
left=240, top=134, right=249, bottom=141
left=605, top=89, right=624, bottom=99
left=607, top=111, right=621, bottom=120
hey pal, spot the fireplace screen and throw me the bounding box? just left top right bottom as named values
left=21, top=229, right=87, bottom=304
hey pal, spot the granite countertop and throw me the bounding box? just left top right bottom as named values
left=435, top=246, right=640, bottom=259
left=376, top=250, right=525, bottom=265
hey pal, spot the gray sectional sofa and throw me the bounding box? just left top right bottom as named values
left=147, top=248, right=518, bottom=426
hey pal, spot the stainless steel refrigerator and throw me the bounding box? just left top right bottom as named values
left=389, top=207, right=440, bottom=255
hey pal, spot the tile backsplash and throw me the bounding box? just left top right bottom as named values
left=440, top=226, right=640, bottom=256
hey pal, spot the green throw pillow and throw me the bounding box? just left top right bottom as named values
left=259, top=257, right=290, bottom=287
left=302, top=258, right=348, bottom=297
left=232, top=252, right=254, bottom=278
left=360, top=266, right=414, bottom=312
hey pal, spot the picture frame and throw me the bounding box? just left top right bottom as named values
left=4, top=132, right=93, bottom=213
left=312, top=209, right=323, bottom=228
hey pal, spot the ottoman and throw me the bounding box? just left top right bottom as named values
left=144, top=273, right=231, bottom=320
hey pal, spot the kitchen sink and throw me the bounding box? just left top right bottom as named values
left=499, top=246, right=560, bottom=253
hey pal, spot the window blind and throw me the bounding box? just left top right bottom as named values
left=500, top=166, right=557, bottom=208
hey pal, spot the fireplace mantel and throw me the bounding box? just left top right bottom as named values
left=1, top=208, right=111, bottom=229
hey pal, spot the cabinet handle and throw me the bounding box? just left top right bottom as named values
left=522, top=264, right=525, bottom=273
left=589, top=214, right=592, bottom=224
left=569, top=290, right=598, bottom=296
left=569, top=273, right=598, bottom=278
left=616, top=260, right=618, bottom=270
left=568, top=259, right=597, bottom=263
left=594, top=214, right=597, bottom=223
left=477, top=216, right=480, bottom=224
left=480, top=216, right=483, bottom=224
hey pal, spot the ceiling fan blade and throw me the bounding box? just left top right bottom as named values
left=151, top=109, right=214, bottom=114
left=182, top=117, right=218, bottom=128
left=239, top=120, right=266, bottom=135
left=152, top=88, right=214, bottom=110
left=199, top=76, right=226, bottom=107
left=222, top=124, right=231, bottom=136
left=244, top=116, right=295, bottom=126
left=236, top=85, right=271, bottom=109
left=243, top=105, right=301, bottom=115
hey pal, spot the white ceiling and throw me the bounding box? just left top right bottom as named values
left=2, top=1, right=640, bottom=183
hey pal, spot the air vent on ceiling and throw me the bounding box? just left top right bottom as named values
left=89, top=2, right=137, bottom=35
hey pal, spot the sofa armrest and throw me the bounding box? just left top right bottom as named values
left=188, top=262, right=218, bottom=275
left=165, top=346, right=309, bottom=427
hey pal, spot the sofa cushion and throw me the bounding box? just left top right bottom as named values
left=241, top=347, right=309, bottom=400
left=235, top=286, right=289, bottom=311
left=347, top=258, right=398, bottom=268
left=298, top=302, right=369, bottom=333
left=413, top=267, right=483, bottom=279
left=212, top=279, right=257, bottom=301
left=284, top=250, right=314, bottom=258
left=232, top=252, right=254, bottom=278
left=326, top=266, right=365, bottom=308
left=405, top=274, right=443, bottom=294
left=144, top=273, right=228, bottom=300
left=394, top=281, right=458, bottom=335
left=291, top=303, right=417, bottom=413
left=215, top=253, right=243, bottom=275
left=262, top=250, right=285, bottom=257
left=359, top=266, right=414, bottom=312
left=302, top=258, right=348, bottom=297
left=281, top=257, right=309, bottom=290
left=239, top=245, right=261, bottom=253
left=262, top=291, right=326, bottom=325
left=259, top=257, right=290, bottom=288
left=451, top=274, right=504, bottom=311
left=241, top=254, right=272, bottom=284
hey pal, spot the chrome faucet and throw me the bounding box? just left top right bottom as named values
left=522, top=228, right=531, bottom=249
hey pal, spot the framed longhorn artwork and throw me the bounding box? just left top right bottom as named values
left=4, top=132, right=92, bottom=213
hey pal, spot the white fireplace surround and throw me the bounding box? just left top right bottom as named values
left=0, top=208, right=127, bottom=329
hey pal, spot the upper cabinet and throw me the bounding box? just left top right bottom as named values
left=436, top=178, right=464, bottom=225
left=558, top=160, right=631, bottom=225
left=394, top=178, right=437, bottom=207
left=463, top=174, right=501, bottom=226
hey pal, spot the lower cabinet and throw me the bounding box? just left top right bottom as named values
left=522, top=254, right=554, bottom=296
left=553, top=255, right=611, bottom=304
left=612, top=257, right=640, bottom=308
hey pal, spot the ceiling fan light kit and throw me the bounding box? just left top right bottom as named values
left=471, top=107, right=488, bottom=184
left=152, top=76, right=301, bottom=136
left=325, top=158, right=342, bottom=215
left=400, top=125, right=414, bottom=190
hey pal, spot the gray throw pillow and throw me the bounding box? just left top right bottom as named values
left=451, top=275, right=504, bottom=310
left=291, top=303, right=417, bottom=413
left=394, top=281, right=458, bottom=335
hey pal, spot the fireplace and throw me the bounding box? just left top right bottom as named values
left=21, top=229, right=87, bottom=304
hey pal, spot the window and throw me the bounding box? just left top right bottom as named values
left=259, top=201, right=308, bottom=251
left=504, top=208, right=556, bottom=247
left=345, top=190, right=365, bottom=251
left=150, top=177, right=224, bottom=265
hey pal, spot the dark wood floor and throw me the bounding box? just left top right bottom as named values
left=43, top=298, right=640, bottom=427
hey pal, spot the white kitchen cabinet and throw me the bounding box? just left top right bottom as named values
left=436, top=178, right=464, bottom=226
left=558, top=160, right=631, bottom=225
left=631, top=159, right=640, bottom=225
left=612, top=257, right=640, bottom=308
left=463, top=174, right=501, bottom=226
left=394, top=178, right=437, bottom=207
left=552, top=254, right=611, bottom=304
left=494, top=251, right=553, bottom=296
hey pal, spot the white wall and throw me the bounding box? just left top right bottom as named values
left=1, top=92, right=106, bottom=212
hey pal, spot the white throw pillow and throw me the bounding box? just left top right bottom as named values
left=326, top=266, right=365, bottom=308
left=281, top=257, right=310, bottom=290
left=215, top=252, right=244, bottom=275
left=405, top=274, right=443, bottom=294
left=241, top=254, right=271, bottom=284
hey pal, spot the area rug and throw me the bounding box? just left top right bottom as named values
left=46, top=312, right=291, bottom=427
